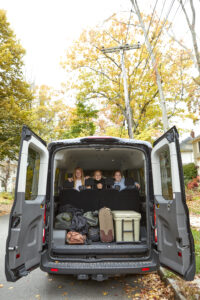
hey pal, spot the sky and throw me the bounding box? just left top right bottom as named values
left=1, top=0, right=199, bottom=138
left=1, top=0, right=131, bottom=87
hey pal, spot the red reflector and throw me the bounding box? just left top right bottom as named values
left=178, top=251, right=182, bottom=257
left=16, top=254, right=20, bottom=259
left=50, top=268, right=58, bottom=272
left=142, top=267, right=150, bottom=271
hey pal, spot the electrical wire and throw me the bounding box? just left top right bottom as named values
left=133, top=0, right=159, bottom=78
left=137, top=0, right=176, bottom=84
left=124, top=9, right=132, bottom=44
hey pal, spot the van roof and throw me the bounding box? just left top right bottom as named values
left=48, top=136, right=152, bottom=149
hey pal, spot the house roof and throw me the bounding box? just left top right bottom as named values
left=180, top=136, right=193, bottom=152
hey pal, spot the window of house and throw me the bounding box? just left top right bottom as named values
left=25, top=148, right=40, bottom=200
left=159, top=146, right=173, bottom=200
left=198, top=141, right=200, bottom=153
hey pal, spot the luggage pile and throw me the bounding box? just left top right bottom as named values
left=55, top=205, right=141, bottom=244
left=55, top=205, right=100, bottom=244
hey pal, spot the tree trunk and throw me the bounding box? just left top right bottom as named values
left=179, top=0, right=200, bottom=78
left=130, top=0, right=169, bottom=132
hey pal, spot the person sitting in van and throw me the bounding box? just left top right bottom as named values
left=113, top=170, right=140, bottom=191
left=68, top=167, right=85, bottom=191
left=93, top=170, right=105, bottom=190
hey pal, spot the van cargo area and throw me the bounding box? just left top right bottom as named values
left=50, top=146, right=151, bottom=260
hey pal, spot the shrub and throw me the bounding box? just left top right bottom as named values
left=183, top=163, right=198, bottom=183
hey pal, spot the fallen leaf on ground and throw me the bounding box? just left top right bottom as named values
left=62, top=292, right=68, bottom=296
left=0, top=284, right=3, bottom=288
left=8, top=287, right=13, bottom=289
left=58, top=285, right=63, bottom=289
left=102, top=291, right=108, bottom=296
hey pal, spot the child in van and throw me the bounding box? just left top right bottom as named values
left=68, top=167, right=86, bottom=191
left=113, top=170, right=140, bottom=191
left=93, top=170, right=105, bottom=190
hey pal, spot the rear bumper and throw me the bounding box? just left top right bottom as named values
left=40, top=250, right=159, bottom=275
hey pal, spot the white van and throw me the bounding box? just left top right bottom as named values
left=5, top=125, right=195, bottom=282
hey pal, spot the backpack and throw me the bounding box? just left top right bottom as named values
left=55, top=212, right=72, bottom=230
left=66, top=231, right=86, bottom=244
left=83, top=211, right=99, bottom=227
left=88, top=227, right=100, bottom=242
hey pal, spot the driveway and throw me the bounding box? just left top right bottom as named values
left=0, top=214, right=174, bottom=300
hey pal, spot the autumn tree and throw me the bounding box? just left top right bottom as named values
left=0, top=10, right=33, bottom=160
left=62, top=13, right=193, bottom=141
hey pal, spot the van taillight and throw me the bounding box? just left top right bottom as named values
left=154, top=205, right=157, bottom=243
left=43, top=205, right=46, bottom=243
left=142, top=267, right=150, bottom=271
left=51, top=268, right=58, bottom=272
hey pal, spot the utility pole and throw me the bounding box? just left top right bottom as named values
left=131, top=0, right=169, bottom=132
left=101, top=43, right=140, bottom=139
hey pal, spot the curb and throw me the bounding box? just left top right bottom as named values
left=158, top=267, right=185, bottom=300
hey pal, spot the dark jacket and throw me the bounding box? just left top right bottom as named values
left=93, top=178, right=105, bottom=190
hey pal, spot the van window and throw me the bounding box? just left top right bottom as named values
left=159, top=146, right=173, bottom=200
left=25, top=147, right=40, bottom=200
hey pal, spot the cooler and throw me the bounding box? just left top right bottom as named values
left=112, top=210, right=141, bottom=242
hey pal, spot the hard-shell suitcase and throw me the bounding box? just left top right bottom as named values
left=99, top=207, right=114, bottom=242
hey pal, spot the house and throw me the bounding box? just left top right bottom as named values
left=180, top=132, right=194, bottom=165
left=192, top=134, right=200, bottom=175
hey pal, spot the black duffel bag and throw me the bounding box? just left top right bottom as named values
left=88, top=227, right=100, bottom=242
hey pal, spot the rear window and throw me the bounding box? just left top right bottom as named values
left=159, top=145, right=173, bottom=200
left=25, top=147, right=40, bottom=200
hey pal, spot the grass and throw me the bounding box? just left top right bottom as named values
left=186, top=189, right=200, bottom=215
left=0, top=192, right=14, bottom=205
left=192, top=229, right=200, bottom=274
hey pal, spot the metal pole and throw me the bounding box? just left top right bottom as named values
left=120, top=49, right=134, bottom=139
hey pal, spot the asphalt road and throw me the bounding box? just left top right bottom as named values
left=0, top=214, right=158, bottom=300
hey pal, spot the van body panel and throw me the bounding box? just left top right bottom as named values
left=5, top=126, right=195, bottom=282
left=40, top=249, right=159, bottom=275
left=152, top=126, right=195, bottom=281
left=5, top=126, right=48, bottom=282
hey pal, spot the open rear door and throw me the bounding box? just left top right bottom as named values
left=151, top=126, right=195, bottom=281
left=5, top=126, right=49, bottom=282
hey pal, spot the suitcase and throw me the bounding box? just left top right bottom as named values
left=99, top=207, right=114, bottom=242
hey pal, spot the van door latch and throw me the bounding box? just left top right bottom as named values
left=8, top=246, right=18, bottom=251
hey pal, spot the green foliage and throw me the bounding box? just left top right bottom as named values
left=192, top=229, right=200, bottom=274
left=183, top=163, right=198, bottom=182
left=59, top=100, right=98, bottom=139
left=0, top=192, right=14, bottom=204
left=0, top=10, right=33, bottom=161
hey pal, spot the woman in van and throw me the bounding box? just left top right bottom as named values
left=68, top=167, right=86, bottom=191
left=93, top=170, right=105, bottom=190
left=113, top=170, right=140, bottom=191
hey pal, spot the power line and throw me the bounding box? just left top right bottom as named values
left=137, top=0, right=176, bottom=84
left=133, top=0, right=159, bottom=78
left=125, top=9, right=132, bottom=44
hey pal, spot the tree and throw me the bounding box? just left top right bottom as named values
left=0, top=10, right=33, bottom=160
left=61, top=13, right=193, bottom=140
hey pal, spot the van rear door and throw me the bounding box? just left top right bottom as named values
left=5, top=126, right=49, bottom=282
left=151, top=126, right=195, bottom=281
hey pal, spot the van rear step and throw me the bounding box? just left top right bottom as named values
left=51, top=243, right=148, bottom=255
left=41, top=250, right=159, bottom=275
